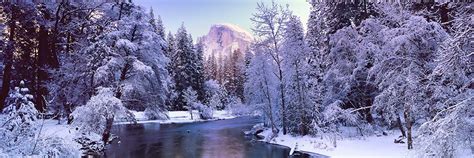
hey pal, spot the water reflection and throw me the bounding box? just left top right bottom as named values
left=105, top=117, right=324, bottom=158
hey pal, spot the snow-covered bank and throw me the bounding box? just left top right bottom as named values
left=259, top=129, right=409, bottom=158
left=0, top=111, right=235, bottom=157
left=115, top=110, right=236, bottom=125
left=12, top=119, right=88, bottom=157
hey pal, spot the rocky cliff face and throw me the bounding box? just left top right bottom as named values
left=199, top=24, right=253, bottom=61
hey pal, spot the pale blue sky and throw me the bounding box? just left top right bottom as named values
left=134, top=0, right=311, bottom=39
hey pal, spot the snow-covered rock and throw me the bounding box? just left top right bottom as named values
left=244, top=123, right=265, bottom=136
left=199, top=23, right=253, bottom=62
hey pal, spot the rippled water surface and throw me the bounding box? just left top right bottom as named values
left=105, top=117, right=325, bottom=158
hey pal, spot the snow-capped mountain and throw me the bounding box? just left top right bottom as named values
left=199, top=23, right=253, bottom=61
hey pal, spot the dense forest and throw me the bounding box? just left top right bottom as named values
left=0, top=0, right=472, bottom=157
left=246, top=2, right=472, bottom=157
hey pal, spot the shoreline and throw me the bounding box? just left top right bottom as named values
left=114, top=110, right=236, bottom=125
left=257, top=129, right=409, bottom=158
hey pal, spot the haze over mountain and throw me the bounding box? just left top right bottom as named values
left=199, top=23, right=253, bottom=61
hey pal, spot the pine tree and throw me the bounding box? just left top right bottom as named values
left=1, top=80, right=39, bottom=155
left=281, top=15, right=314, bottom=135
left=194, top=42, right=206, bottom=102
left=165, top=32, right=176, bottom=75
left=173, top=24, right=205, bottom=110
left=244, top=48, right=253, bottom=69
left=0, top=4, right=44, bottom=112
left=164, top=31, right=177, bottom=110
left=149, top=7, right=166, bottom=39
left=227, top=49, right=245, bottom=99
left=204, top=52, right=218, bottom=80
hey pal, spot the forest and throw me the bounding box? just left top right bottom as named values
left=0, top=0, right=472, bottom=157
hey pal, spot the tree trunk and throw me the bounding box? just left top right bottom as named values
left=404, top=106, right=413, bottom=150
left=364, top=98, right=374, bottom=123
left=0, top=19, right=15, bottom=111
left=262, top=73, right=277, bottom=134
left=280, top=80, right=287, bottom=135
left=295, top=62, right=308, bottom=135
left=116, top=62, right=131, bottom=99
left=0, top=62, right=12, bottom=111
left=397, top=115, right=406, bottom=138
left=276, top=62, right=287, bottom=135
left=50, top=2, right=62, bottom=69
left=90, top=72, right=95, bottom=98
left=102, top=115, right=114, bottom=145
left=118, top=2, right=125, bottom=20
left=106, top=59, right=131, bottom=143
left=36, top=25, right=50, bottom=112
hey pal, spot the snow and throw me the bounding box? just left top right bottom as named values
left=214, top=23, right=254, bottom=40
left=35, top=120, right=84, bottom=157
left=115, top=39, right=138, bottom=51
left=41, top=120, right=81, bottom=146
left=259, top=129, right=410, bottom=158
left=116, top=110, right=236, bottom=125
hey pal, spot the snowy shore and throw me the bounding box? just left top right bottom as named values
left=115, top=110, right=236, bottom=125
left=258, top=129, right=410, bottom=158
left=33, top=110, right=236, bottom=157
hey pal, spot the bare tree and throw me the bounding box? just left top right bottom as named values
left=250, top=0, right=291, bottom=135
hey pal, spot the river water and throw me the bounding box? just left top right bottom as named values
left=105, top=117, right=326, bottom=158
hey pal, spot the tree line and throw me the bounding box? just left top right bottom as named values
left=0, top=1, right=238, bottom=156
left=244, top=1, right=472, bottom=157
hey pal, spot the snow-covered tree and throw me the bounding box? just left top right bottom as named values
left=204, top=80, right=226, bottom=110
left=165, top=31, right=177, bottom=63
left=0, top=3, right=45, bottom=112
left=371, top=14, right=447, bottom=149
left=194, top=42, right=206, bottom=102
left=183, top=87, right=211, bottom=120
left=424, top=4, right=473, bottom=119
left=76, top=4, right=170, bottom=118
left=49, top=3, right=170, bottom=120
left=281, top=15, right=314, bottom=135
left=250, top=0, right=291, bottom=135
left=204, top=53, right=218, bottom=81
left=173, top=25, right=193, bottom=110
left=245, top=49, right=279, bottom=133
left=417, top=94, right=473, bottom=157
left=416, top=6, right=473, bottom=156
left=306, top=2, right=331, bottom=81
left=0, top=81, right=77, bottom=156
left=148, top=7, right=166, bottom=39
left=172, top=25, right=205, bottom=110
left=224, top=49, right=245, bottom=99
left=71, top=87, right=133, bottom=145
left=0, top=81, right=38, bottom=155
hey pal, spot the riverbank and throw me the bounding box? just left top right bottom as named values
left=115, top=110, right=236, bottom=125
left=259, top=129, right=410, bottom=158
left=22, top=110, right=236, bottom=157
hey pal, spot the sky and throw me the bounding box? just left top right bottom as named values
left=134, top=0, right=311, bottom=39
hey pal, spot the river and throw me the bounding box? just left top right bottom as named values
left=105, top=117, right=326, bottom=158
